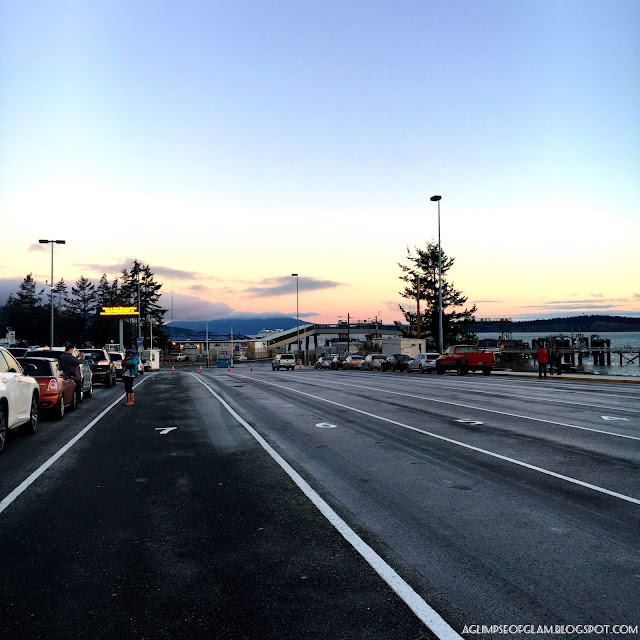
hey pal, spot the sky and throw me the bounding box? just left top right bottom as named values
left=1, top=0, right=639, bottom=325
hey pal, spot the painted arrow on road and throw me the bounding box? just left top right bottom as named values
left=155, top=427, right=178, bottom=434
left=601, top=416, right=629, bottom=421
left=455, top=419, right=484, bottom=426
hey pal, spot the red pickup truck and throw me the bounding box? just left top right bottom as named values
left=435, top=345, right=495, bottom=376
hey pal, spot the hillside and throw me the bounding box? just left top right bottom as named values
left=167, top=316, right=302, bottom=336
left=476, top=315, right=640, bottom=333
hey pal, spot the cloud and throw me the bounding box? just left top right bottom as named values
left=74, top=258, right=202, bottom=281
left=28, top=243, right=47, bottom=252
left=168, top=293, right=233, bottom=322
left=244, top=276, right=342, bottom=298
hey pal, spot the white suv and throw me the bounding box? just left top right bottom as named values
left=272, top=354, right=296, bottom=371
left=0, top=346, right=40, bottom=453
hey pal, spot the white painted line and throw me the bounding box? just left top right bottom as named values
left=0, top=376, right=153, bottom=516
left=315, top=422, right=338, bottom=429
left=190, top=373, right=463, bottom=640
left=300, top=378, right=640, bottom=441
left=601, top=416, right=629, bottom=421
left=455, top=420, right=483, bottom=426
left=230, top=373, right=640, bottom=506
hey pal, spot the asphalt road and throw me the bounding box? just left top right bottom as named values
left=1, top=364, right=638, bottom=640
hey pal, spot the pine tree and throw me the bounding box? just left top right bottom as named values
left=68, top=276, right=97, bottom=345
left=0, top=274, right=48, bottom=343
left=398, top=242, right=477, bottom=349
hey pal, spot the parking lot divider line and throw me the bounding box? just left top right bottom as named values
left=228, top=373, right=640, bottom=506
left=189, top=373, right=463, bottom=640
left=0, top=375, right=153, bottom=516
left=295, top=376, right=640, bottom=441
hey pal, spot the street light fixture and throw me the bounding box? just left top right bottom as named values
left=429, top=196, right=444, bottom=353
left=39, top=239, right=66, bottom=347
left=291, top=274, right=300, bottom=360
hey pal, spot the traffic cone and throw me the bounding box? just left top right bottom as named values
left=199, top=366, right=203, bottom=373
left=250, top=366, right=253, bottom=371
left=227, top=367, right=230, bottom=372
left=171, top=365, right=175, bottom=373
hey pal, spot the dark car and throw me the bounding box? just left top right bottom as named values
left=7, top=347, right=30, bottom=358
left=25, top=348, right=93, bottom=398
left=381, top=354, right=412, bottom=372
left=79, top=348, right=117, bottom=387
left=329, top=355, right=347, bottom=370
left=18, top=357, right=77, bottom=419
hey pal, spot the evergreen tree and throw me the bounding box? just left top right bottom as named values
left=68, top=276, right=97, bottom=345
left=0, top=274, right=48, bottom=343
left=398, top=242, right=477, bottom=349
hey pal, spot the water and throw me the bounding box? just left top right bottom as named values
left=478, top=331, right=640, bottom=378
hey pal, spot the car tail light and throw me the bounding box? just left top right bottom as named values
left=98, top=360, right=110, bottom=365
left=48, top=379, right=59, bottom=392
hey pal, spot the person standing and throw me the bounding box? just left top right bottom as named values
left=59, top=344, right=85, bottom=405
left=536, top=345, right=548, bottom=379
left=123, top=348, right=139, bottom=405
left=554, top=349, right=562, bottom=376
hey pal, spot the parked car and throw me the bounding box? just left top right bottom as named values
left=108, top=351, right=125, bottom=378
left=171, top=352, right=188, bottom=362
left=233, top=353, right=247, bottom=362
left=18, top=357, right=77, bottom=419
left=343, top=355, right=365, bottom=370
left=408, top=352, right=441, bottom=374
left=329, top=355, right=346, bottom=370
left=6, top=347, right=30, bottom=358
left=79, top=348, right=117, bottom=387
left=0, top=346, right=39, bottom=453
left=25, top=348, right=93, bottom=399
left=381, top=354, right=412, bottom=372
left=362, top=354, right=388, bottom=371
left=314, top=357, right=333, bottom=369
left=272, top=353, right=296, bottom=371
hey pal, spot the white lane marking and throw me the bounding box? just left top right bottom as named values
left=190, top=373, right=462, bottom=640
left=315, top=422, right=338, bottom=429
left=292, top=378, right=640, bottom=441
left=601, top=416, right=629, bottom=421
left=155, top=427, right=178, bottom=434
left=455, top=420, right=483, bottom=426
left=229, top=373, right=640, bottom=506
left=0, top=376, right=153, bottom=516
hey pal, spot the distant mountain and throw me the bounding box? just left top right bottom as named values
left=167, top=316, right=307, bottom=336
left=476, top=315, right=640, bottom=333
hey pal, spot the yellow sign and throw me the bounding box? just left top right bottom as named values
left=100, top=306, right=139, bottom=316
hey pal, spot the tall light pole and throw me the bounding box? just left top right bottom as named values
left=39, top=239, right=66, bottom=346
left=291, top=273, right=300, bottom=359
left=430, top=195, right=443, bottom=353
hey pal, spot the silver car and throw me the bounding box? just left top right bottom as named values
left=362, top=354, right=388, bottom=371
left=408, top=352, right=441, bottom=374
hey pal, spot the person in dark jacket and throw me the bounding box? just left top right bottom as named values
left=123, top=348, right=139, bottom=405
left=59, top=344, right=85, bottom=404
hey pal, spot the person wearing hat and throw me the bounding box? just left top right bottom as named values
left=123, top=348, right=139, bottom=405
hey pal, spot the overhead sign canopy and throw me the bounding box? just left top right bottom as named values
left=100, top=306, right=139, bottom=316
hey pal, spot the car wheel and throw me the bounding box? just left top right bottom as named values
left=55, top=395, right=65, bottom=420
left=436, top=363, right=444, bottom=375
left=482, top=368, right=492, bottom=376
left=272, top=365, right=276, bottom=371
left=105, top=373, right=112, bottom=388
left=69, top=391, right=77, bottom=412
left=112, top=373, right=117, bottom=385
left=456, top=362, right=468, bottom=376
left=20, top=393, right=39, bottom=435
left=84, top=384, right=93, bottom=399
left=0, top=403, right=7, bottom=453
left=419, top=366, right=425, bottom=374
